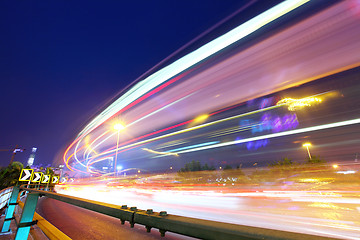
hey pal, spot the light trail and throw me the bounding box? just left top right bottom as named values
left=83, top=104, right=281, bottom=162
left=56, top=183, right=360, bottom=239
left=172, top=118, right=360, bottom=154
left=63, top=0, right=360, bottom=175
left=152, top=141, right=220, bottom=158
left=142, top=148, right=179, bottom=157
left=83, top=131, right=109, bottom=161
left=73, top=0, right=311, bottom=142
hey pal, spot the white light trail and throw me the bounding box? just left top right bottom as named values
left=75, top=0, right=310, bottom=141
left=173, top=118, right=360, bottom=154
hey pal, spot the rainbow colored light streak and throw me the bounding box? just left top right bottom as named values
left=63, top=0, right=360, bottom=175
left=73, top=0, right=310, bottom=141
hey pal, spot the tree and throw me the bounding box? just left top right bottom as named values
left=179, top=161, right=215, bottom=172
left=45, top=167, right=54, bottom=175
left=202, top=163, right=210, bottom=171
left=0, top=161, right=24, bottom=190
left=224, top=165, right=233, bottom=170
left=306, top=155, right=325, bottom=164
left=269, top=157, right=293, bottom=167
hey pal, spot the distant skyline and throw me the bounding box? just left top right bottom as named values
left=1, top=0, right=280, bottom=167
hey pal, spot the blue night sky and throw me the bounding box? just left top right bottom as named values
left=0, top=1, right=281, bottom=167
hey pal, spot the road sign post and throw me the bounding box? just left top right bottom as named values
left=41, top=175, right=50, bottom=191
left=32, top=172, right=42, bottom=190
left=14, top=193, right=39, bottom=240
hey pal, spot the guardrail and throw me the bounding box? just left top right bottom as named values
left=0, top=187, right=13, bottom=210
left=1, top=185, right=340, bottom=240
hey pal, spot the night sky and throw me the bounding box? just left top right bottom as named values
left=0, top=1, right=279, bottom=167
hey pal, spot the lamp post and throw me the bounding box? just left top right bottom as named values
left=302, top=142, right=312, bottom=159
left=113, top=123, right=125, bottom=177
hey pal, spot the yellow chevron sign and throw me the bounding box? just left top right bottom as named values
left=41, top=174, right=50, bottom=184
left=19, top=169, right=33, bottom=181
left=31, top=172, right=43, bottom=182
left=52, top=176, right=59, bottom=184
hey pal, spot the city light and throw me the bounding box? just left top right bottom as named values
left=302, top=142, right=312, bottom=159
left=113, top=123, right=126, bottom=131
left=277, top=97, right=322, bottom=111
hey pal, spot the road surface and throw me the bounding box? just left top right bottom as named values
left=36, top=197, right=195, bottom=240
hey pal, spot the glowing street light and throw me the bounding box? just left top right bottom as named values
left=113, top=123, right=125, bottom=131
left=302, top=142, right=312, bottom=159
left=332, top=164, right=339, bottom=169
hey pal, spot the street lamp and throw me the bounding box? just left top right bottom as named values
left=113, top=122, right=125, bottom=176
left=302, top=142, right=312, bottom=159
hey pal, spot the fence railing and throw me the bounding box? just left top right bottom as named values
left=0, top=187, right=13, bottom=210
left=0, top=185, right=340, bottom=240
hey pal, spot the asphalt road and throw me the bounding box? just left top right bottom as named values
left=36, top=197, right=195, bottom=240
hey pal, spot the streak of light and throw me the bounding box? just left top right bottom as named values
left=87, top=144, right=146, bottom=169
left=75, top=0, right=310, bottom=142
left=171, top=118, right=360, bottom=154
left=308, top=203, right=353, bottom=211
left=128, top=94, right=193, bottom=127
left=73, top=138, right=88, bottom=168
left=277, top=96, right=322, bottom=111
left=55, top=185, right=360, bottom=238
left=193, top=114, right=209, bottom=123
left=86, top=105, right=281, bottom=160
left=162, top=141, right=220, bottom=154
left=155, top=140, right=190, bottom=150
left=80, top=95, right=195, bottom=166
left=142, top=148, right=179, bottom=157
left=84, top=136, right=98, bottom=155
left=207, top=125, right=256, bottom=138
left=84, top=131, right=110, bottom=161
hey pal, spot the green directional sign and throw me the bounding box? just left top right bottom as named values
left=19, top=169, right=33, bottom=181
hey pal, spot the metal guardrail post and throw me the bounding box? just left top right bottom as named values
left=1, top=186, right=19, bottom=233
left=14, top=193, right=39, bottom=240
